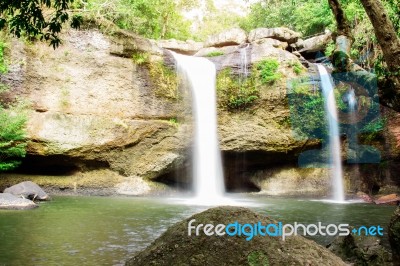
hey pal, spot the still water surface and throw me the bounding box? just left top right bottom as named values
left=0, top=196, right=395, bottom=265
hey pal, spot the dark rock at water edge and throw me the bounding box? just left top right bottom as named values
left=389, top=207, right=400, bottom=264
left=0, top=193, right=38, bottom=210
left=327, top=232, right=392, bottom=265
left=126, top=206, right=346, bottom=266
left=375, top=194, right=400, bottom=205
left=4, top=181, right=50, bottom=201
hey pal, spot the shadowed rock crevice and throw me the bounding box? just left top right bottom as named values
left=16, top=155, right=110, bottom=176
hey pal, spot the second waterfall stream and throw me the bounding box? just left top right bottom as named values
left=317, top=64, right=345, bottom=202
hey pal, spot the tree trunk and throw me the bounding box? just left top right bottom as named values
left=328, top=0, right=352, bottom=37
left=328, top=0, right=353, bottom=71
left=359, top=0, right=400, bottom=89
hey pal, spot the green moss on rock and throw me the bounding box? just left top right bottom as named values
left=216, top=68, right=259, bottom=110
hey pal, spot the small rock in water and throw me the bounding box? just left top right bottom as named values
left=0, top=193, right=38, bottom=210
left=4, top=181, right=50, bottom=201
left=375, top=194, right=400, bottom=205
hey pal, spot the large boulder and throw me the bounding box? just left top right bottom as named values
left=0, top=193, right=38, bottom=210
left=253, top=38, right=288, bottom=49
left=4, top=181, right=50, bottom=200
left=295, top=32, right=333, bottom=53
left=327, top=232, right=392, bottom=265
left=126, top=206, right=346, bottom=266
left=110, top=29, right=163, bottom=59
left=194, top=45, right=239, bottom=57
left=207, top=41, right=300, bottom=73
left=248, top=27, right=301, bottom=44
left=205, top=28, right=247, bottom=48
left=157, top=39, right=203, bottom=55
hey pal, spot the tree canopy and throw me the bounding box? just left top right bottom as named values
left=0, top=0, right=82, bottom=48
left=79, top=0, right=199, bottom=40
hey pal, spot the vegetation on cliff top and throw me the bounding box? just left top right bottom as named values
left=217, top=59, right=283, bottom=111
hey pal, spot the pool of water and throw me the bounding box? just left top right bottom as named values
left=0, top=195, right=396, bottom=265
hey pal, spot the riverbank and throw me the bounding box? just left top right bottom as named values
left=0, top=171, right=174, bottom=197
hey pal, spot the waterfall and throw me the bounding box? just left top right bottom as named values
left=171, top=52, right=225, bottom=202
left=317, top=65, right=345, bottom=202
left=346, top=88, right=356, bottom=112
left=239, top=44, right=249, bottom=80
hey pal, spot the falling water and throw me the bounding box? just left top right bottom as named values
left=172, top=52, right=225, bottom=203
left=317, top=64, right=345, bottom=202
left=346, top=88, right=357, bottom=112
left=239, top=44, right=249, bottom=80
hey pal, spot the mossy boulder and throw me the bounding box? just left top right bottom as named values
left=327, top=232, right=392, bottom=265
left=126, top=206, right=346, bottom=266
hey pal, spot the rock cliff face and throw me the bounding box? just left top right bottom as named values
left=1, top=25, right=399, bottom=196
left=2, top=30, right=190, bottom=187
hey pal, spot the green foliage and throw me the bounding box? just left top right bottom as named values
left=168, top=118, right=179, bottom=127
left=0, top=40, right=28, bottom=171
left=0, top=103, right=28, bottom=171
left=148, top=61, right=178, bottom=100
left=384, top=0, right=400, bottom=37
left=325, top=40, right=336, bottom=57
left=288, top=79, right=327, bottom=140
left=256, top=59, right=281, bottom=84
left=241, top=0, right=333, bottom=36
left=0, top=41, right=7, bottom=74
left=131, top=51, right=178, bottom=100
left=193, top=1, right=243, bottom=41
left=242, top=0, right=399, bottom=42
left=132, top=51, right=150, bottom=66
left=205, top=51, right=224, bottom=57
left=287, top=60, right=304, bottom=75
left=0, top=0, right=82, bottom=48
left=84, top=0, right=197, bottom=40
left=216, top=68, right=259, bottom=110
left=360, top=117, right=386, bottom=142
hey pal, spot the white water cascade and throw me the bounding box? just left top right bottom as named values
left=240, top=44, right=249, bottom=80
left=346, top=88, right=357, bottom=112
left=172, top=52, right=225, bottom=203
left=317, top=65, right=345, bottom=202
